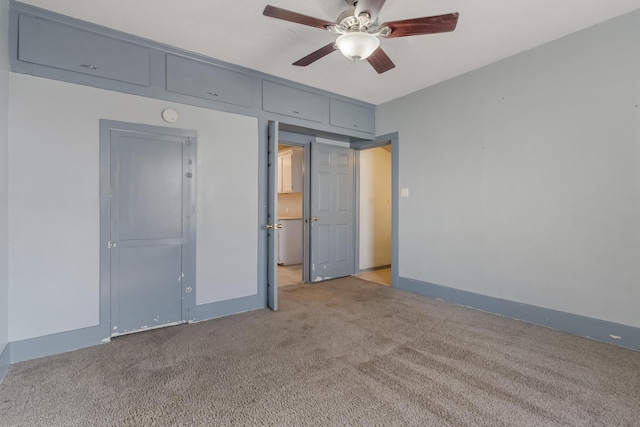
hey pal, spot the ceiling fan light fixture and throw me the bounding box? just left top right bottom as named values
left=335, top=32, right=380, bottom=61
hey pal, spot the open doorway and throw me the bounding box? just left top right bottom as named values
left=356, top=143, right=392, bottom=286
left=267, top=123, right=388, bottom=311
left=276, top=143, right=305, bottom=288
left=275, top=136, right=357, bottom=288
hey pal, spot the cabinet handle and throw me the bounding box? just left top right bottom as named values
left=206, top=91, right=220, bottom=97
left=80, top=64, right=100, bottom=71
left=290, top=110, right=299, bottom=114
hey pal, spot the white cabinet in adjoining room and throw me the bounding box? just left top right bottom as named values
left=277, top=219, right=303, bottom=265
left=277, top=147, right=303, bottom=193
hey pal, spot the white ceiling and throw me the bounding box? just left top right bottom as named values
left=18, top=0, right=640, bottom=105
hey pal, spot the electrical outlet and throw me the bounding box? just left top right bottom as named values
left=400, top=188, right=410, bottom=198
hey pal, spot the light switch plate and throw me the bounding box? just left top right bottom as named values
left=400, top=188, right=409, bottom=198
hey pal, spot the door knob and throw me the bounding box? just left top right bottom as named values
left=266, top=223, right=283, bottom=229
left=313, top=216, right=319, bottom=221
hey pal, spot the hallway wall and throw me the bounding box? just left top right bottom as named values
left=359, top=147, right=392, bottom=270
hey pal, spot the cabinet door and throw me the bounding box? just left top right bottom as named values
left=18, top=15, right=150, bottom=86
left=278, top=149, right=304, bottom=194
left=290, top=149, right=303, bottom=193
left=277, top=155, right=284, bottom=194
left=166, top=54, right=252, bottom=107
left=281, top=152, right=293, bottom=193
left=278, top=220, right=303, bottom=265
left=263, top=81, right=323, bottom=123
left=329, top=99, right=375, bottom=134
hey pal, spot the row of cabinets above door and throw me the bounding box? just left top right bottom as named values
left=12, top=10, right=376, bottom=137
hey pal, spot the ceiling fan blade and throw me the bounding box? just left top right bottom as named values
left=263, top=5, right=335, bottom=30
left=381, top=13, right=459, bottom=38
left=354, top=0, right=387, bottom=21
left=366, top=47, right=395, bottom=74
left=293, top=43, right=338, bottom=67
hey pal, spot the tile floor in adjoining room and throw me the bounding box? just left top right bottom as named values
left=355, top=267, right=391, bottom=286
left=277, top=264, right=303, bottom=287
left=278, top=264, right=392, bottom=288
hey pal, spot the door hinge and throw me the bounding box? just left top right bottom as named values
left=107, top=241, right=117, bottom=248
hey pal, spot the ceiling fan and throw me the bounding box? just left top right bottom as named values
left=263, top=0, right=459, bottom=74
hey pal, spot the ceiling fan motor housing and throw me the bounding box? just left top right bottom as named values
left=262, top=1, right=459, bottom=74
left=337, top=7, right=359, bottom=31
left=336, top=7, right=375, bottom=33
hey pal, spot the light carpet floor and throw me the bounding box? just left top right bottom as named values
left=1, top=277, right=639, bottom=426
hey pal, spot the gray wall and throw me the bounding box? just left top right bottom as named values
left=8, top=73, right=259, bottom=342
left=377, top=10, right=640, bottom=328
left=0, top=0, right=10, bottom=360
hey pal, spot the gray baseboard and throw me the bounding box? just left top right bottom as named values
left=398, top=277, right=640, bottom=351
left=193, top=294, right=265, bottom=322
left=10, top=325, right=108, bottom=364
left=0, top=343, right=12, bottom=384
left=5, top=296, right=265, bottom=365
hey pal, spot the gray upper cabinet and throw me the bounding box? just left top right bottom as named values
left=11, top=4, right=376, bottom=138
left=263, top=81, right=323, bottom=123
left=18, top=15, right=150, bottom=86
left=329, top=99, right=375, bottom=134
left=166, top=54, right=252, bottom=108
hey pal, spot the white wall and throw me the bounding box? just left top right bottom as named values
left=278, top=193, right=303, bottom=218
left=8, top=74, right=259, bottom=341
left=378, top=10, right=640, bottom=328
left=0, top=0, right=10, bottom=355
left=359, top=147, right=391, bottom=270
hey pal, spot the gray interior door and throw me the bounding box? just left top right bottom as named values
left=109, top=129, right=191, bottom=335
left=310, top=142, right=355, bottom=282
left=267, top=122, right=279, bottom=310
